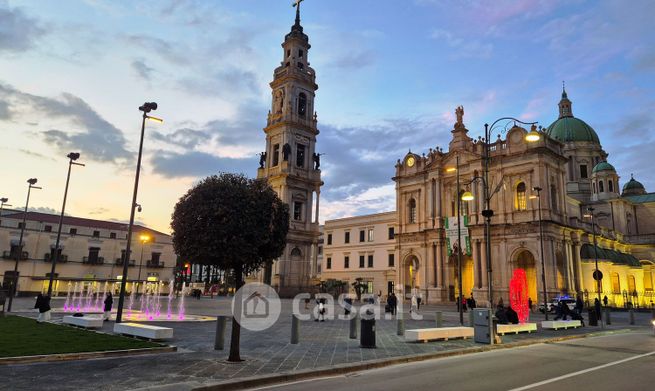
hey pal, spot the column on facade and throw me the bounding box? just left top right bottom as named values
left=314, top=190, right=320, bottom=224
left=480, top=238, right=488, bottom=289
left=427, top=179, right=433, bottom=227
left=564, top=240, right=574, bottom=292
left=473, top=239, right=481, bottom=289
left=436, top=241, right=443, bottom=288
left=550, top=239, right=558, bottom=289
left=573, top=241, right=583, bottom=293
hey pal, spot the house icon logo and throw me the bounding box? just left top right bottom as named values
left=232, top=282, right=280, bottom=331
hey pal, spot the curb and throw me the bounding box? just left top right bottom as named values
left=0, top=345, right=178, bottom=365
left=192, top=328, right=634, bottom=391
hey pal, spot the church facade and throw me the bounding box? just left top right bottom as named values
left=322, top=89, right=655, bottom=308
left=255, top=6, right=323, bottom=296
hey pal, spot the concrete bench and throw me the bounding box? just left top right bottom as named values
left=405, top=327, right=474, bottom=342
left=541, top=320, right=582, bottom=330
left=63, top=315, right=104, bottom=329
left=113, top=322, right=173, bottom=340
left=496, top=323, right=537, bottom=335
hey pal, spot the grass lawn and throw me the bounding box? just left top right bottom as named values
left=0, top=315, right=162, bottom=358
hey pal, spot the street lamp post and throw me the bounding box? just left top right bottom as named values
left=531, top=186, right=549, bottom=320
left=586, top=207, right=603, bottom=326
left=483, top=118, right=539, bottom=307
left=7, top=178, right=42, bottom=312
left=115, top=102, right=162, bottom=324
left=456, top=155, right=464, bottom=326
left=46, top=153, right=85, bottom=297
left=0, top=197, right=11, bottom=227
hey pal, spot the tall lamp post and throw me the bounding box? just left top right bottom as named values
left=47, top=153, right=85, bottom=297
left=530, top=186, right=549, bottom=320
left=7, top=178, right=42, bottom=312
left=115, top=102, right=162, bottom=323
left=585, top=207, right=603, bottom=325
left=447, top=156, right=468, bottom=326
left=483, top=118, right=539, bottom=307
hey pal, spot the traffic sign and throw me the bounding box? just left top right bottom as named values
left=593, top=270, right=603, bottom=281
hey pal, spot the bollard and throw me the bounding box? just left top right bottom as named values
left=435, top=311, right=443, bottom=328
left=605, top=308, right=611, bottom=325
left=291, top=315, right=300, bottom=344
left=214, top=316, right=227, bottom=350
left=397, top=316, right=404, bottom=336
left=469, top=310, right=475, bottom=327
left=350, top=313, right=358, bottom=339
left=629, top=309, right=635, bottom=325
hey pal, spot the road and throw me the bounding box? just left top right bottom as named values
left=248, top=331, right=655, bottom=391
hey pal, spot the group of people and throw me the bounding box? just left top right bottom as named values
left=33, top=292, right=114, bottom=323
left=456, top=294, right=477, bottom=312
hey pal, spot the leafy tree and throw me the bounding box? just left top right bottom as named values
left=171, top=173, right=289, bottom=362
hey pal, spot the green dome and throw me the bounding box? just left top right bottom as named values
left=592, top=161, right=615, bottom=173
left=622, top=177, right=645, bottom=193
left=546, top=117, right=600, bottom=143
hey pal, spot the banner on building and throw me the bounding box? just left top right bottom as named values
left=444, top=216, right=471, bottom=256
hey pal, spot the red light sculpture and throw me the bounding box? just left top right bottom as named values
left=510, top=268, right=529, bottom=324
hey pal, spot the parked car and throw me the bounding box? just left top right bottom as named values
left=539, top=296, right=576, bottom=313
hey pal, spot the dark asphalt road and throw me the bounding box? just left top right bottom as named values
left=249, top=331, right=655, bottom=391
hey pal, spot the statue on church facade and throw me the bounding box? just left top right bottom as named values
left=313, top=152, right=321, bottom=170
left=274, top=88, right=285, bottom=114
left=259, top=151, right=267, bottom=168
left=282, top=143, right=291, bottom=161
left=455, top=105, right=464, bottom=127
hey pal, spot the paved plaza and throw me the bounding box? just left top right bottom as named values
left=1, top=296, right=653, bottom=390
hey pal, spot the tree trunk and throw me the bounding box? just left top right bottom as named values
left=228, top=264, right=244, bottom=362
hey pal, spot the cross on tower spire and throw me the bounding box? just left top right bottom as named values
left=293, top=0, right=304, bottom=26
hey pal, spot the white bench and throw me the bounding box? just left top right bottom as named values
left=496, top=323, right=537, bottom=335
left=405, top=327, right=474, bottom=342
left=541, top=320, right=582, bottom=330
left=63, top=315, right=104, bottom=329
left=113, top=322, right=173, bottom=340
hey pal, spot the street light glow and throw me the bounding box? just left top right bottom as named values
left=525, top=130, right=541, bottom=142
left=140, top=234, right=150, bottom=243
left=146, top=115, right=164, bottom=123
left=461, top=191, right=474, bottom=201
left=446, top=167, right=456, bottom=173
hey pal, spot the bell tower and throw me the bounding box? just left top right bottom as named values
left=257, top=2, right=322, bottom=296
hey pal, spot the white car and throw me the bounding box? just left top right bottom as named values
left=539, top=297, right=577, bottom=313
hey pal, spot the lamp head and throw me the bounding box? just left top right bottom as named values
left=532, top=186, right=542, bottom=192
left=67, top=152, right=80, bottom=161
left=461, top=191, right=474, bottom=201
left=139, top=102, right=158, bottom=113
left=27, top=178, right=38, bottom=185
left=135, top=203, right=142, bottom=213
left=0, top=198, right=7, bottom=203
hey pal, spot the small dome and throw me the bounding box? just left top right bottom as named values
left=546, top=117, right=600, bottom=144
left=592, top=161, right=615, bottom=173
left=622, top=175, right=646, bottom=196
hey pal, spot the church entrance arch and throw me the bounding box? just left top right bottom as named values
left=403, top=255, right=420, bottom=299
left=513, top=249, right=538, bottom=303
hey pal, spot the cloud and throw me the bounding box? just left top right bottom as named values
left=329, top=50, right=376, bottom=69
left=177, top=68, right=260, bottom=98
left=123, top=34, right=189, bottom=65
left=0, top=82, right=131, bottom=163
left=131, top=59, right=155, bottom=80
left=430, top=29, right=492, bottom=59
left=19, top=149, right=56, bottom=161
left=88, top=207, right=110, bottom=215
left=0, top=100, right=10, bottom=119
left=0, top=4, right=45, bottom=52
left=151, top=150, right=254, bottom=179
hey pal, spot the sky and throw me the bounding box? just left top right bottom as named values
left=1, top=0, right=654, bottom=234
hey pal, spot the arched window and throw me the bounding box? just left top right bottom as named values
left=608, top=180, right=614, bottom=193
left=550, top=184, right=558, bottom=212
left=644, top=270, right=653, bottom=291
left=298, top=93, right=307, bottom=118
left=408, top=198, right=417, bottom=223
left=611, top=272, right=620, bottom=294
left=628, top=275, right=636, bottom=295
left=593, top=182, right=596, bottom=193
left=599, top=180, right=604, bottom=193
left=515, top=182, right=527, bottom=211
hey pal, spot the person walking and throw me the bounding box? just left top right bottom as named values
left=103, top=292, right=113, bottom=320
left=528, top=297, right=533, bottom=313
left=603, top=295, right=609, bottom=307
left=34, top=293, right=51, bottom=323
left=594, top=298, right=602, bottom=322
left=388, top=292, right=397, bottom=316
left=417, top=291, right=423, bottom=310
left=575, top=296, right=584, bottom=315
left=469, top=294, right=476, bottom=309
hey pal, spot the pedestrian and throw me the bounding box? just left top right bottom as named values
left=528, top=297, right=533, bottom=313
left=594, top=298, right=602, bottom=322
left=498, top=297, right=504, bottom=308
left=603, top=295, right=609, bottom=307
left=469, top=294, right=476, bottom=309
left=575, top=296, right=584, bottom=315
left=461, top=296, right=468, bottom=312
left=554, top=301, right=566, bottom=321
left=417, top=291, right=423, bottom=310
left=34, top=293, right=51, bottom=323
left=495, top=304, right=509, bottom=324
left=506, top=306, right=519, bottom=324
left=410, top=294, right=418, bottom=314
left=103, top=292, right=113, bottom=320
left=315, top=297, right=326, bottom=322
left=387, top=292, right=397, bottom=316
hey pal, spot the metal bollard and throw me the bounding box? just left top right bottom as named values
left=605, top=308, right=611, bottom=325
left=350, top=313, right=358, bottom=339
left=214, top=316, right=227, bottom=350
left=291, top=315, right=300, bottom=344
left=629, top=309, right=635, bottom=325
left=469, top=310, right=475, bottom=327
left=435, top=311, right=443, bottom=328
left=397, top=316, right=404, bottom=336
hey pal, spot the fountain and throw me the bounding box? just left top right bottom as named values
left=63, top=282, right=72, bottom=311
left=178, top=282, right=186, bottom=320
left=166, top=279, right=174, bottom=319
left=128, top=282, right=136, bottom=317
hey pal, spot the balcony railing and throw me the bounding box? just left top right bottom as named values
left=2, top=251, right=28, bottom=260
left=82, top=256, right=104, bottom=265
left=43, top=253, right=68, bottom=263
left=146, top=260, right=165, bottom=268
left=115, top=258, right=136, bottom=266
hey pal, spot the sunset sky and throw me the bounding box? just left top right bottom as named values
left=1, top=0, right=654, bottom=233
